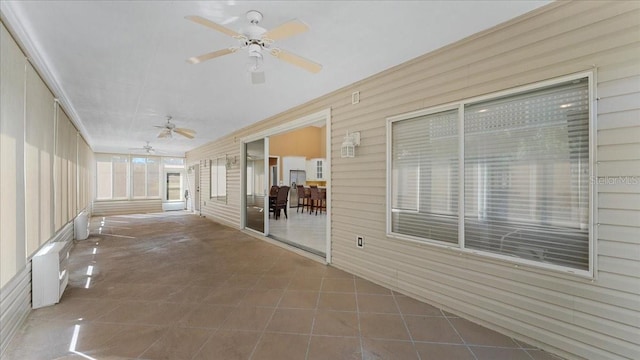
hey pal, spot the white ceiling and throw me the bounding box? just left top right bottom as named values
left=1, top=1, right=549, bottom=156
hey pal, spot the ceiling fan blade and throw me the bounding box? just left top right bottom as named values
left=153, top=125, right=167, bottom=129
left=174, top=128, right=196, bottom=139
left=185, top=15, right=242, bottom=38
left=262, top=19, right=309, bottom=42
left=158, top=129, right=171, bottom=139
left=187, top=48, right=237, bottom=64
left=270, top=48, right=322, bottom=73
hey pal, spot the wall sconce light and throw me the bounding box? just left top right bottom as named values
left=341, top=131, right=361, bottom=158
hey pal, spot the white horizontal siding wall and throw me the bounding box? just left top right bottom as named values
left=92, top=199, right=162, bottom=216
left=186, top=2, right=640, bottom=359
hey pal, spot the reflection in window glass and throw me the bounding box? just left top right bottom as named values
left=167, top=172, right=181, bottom=201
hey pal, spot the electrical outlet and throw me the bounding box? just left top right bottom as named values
left=356, top=235, right=364, bottom=248
left=351, top=91, right=360, bottom=104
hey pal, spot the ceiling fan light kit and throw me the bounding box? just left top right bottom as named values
left=185, top=10, right=322, bottom=80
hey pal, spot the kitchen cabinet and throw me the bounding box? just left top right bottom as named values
left=306, top=158, right=326, bottom=181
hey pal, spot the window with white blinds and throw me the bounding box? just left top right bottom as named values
left=132, top=156, right=161, bottom=198
left=95, top=154, right=129, bottom=200
left=388, top=75, right=592, bottom=272
left=391, top=109, right=459, bottom=244
left=210, top=157, right=227, bottom=200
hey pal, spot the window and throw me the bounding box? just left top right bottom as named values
left=391, top=109, right=459, bottom=244
left=210, top=157, right=227, bottom=200
left=132, top=156, right=160, bottom=198
left=96, top=155, right=184, bottom=201
left=388, top=74, right=592, bottom=273
left=96, top=155, right=129, bottom=200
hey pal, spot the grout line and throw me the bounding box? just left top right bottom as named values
left=246, top=252, right=292, bottom=360
left=442, top=313, right=479, bottom=360
left=352, top=277, right=365, bottom=360
left=391, top=289, right=422, bottom=360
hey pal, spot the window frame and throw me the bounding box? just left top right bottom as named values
left=386, top=72, right=596, bottom=278
left=210, top=156, right=228, bottom=202
left=131, top=155, right=161, bottom=199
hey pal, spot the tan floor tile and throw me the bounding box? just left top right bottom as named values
left=359, top=313, right=411, bottom=340
left=395, top=295, right=443, bottom=316
left=325, top=266, right=354, bottom=278
left=404, top=315, right=464, bottom=343
left=279, top=290, right=319, bottom=309
left=164, top=285, right=212, bottom=303
left=266, top=308, right=315, bottom=334
left=96, top=301, right=189, bottom=325
left=471, top=346, right=535, bottom=360
left=251, top=333, right=309, bottom=360
left=84, top=324, right=166, bottom=358
left=321, top=277, right=356, bottom=292
left=361, top=338, right=419, bottom=360
left=357, top=294, right=400, bottom=314
left=307, top=335, right=361, bottom=360
left=177, top=304, right=234, bottom=328
left=356, top=278, right=393, bottom=295
left=225, top=274, right=262, bottom=288
left=288, top=276, right=323, bottom=291
left=254, top=276, right=291, bottom=289
left=1, top=319, right=76, bottom=360
left=192, top=330, right=261, bottom=360
left=449, top=318, right=519, bottom=347
left=203, top=287, right=249, bottom=305
left=312, top=310, right=359, bottom=336
left=140, top=326, right=212, bottom=360
left=414, top=343, right=475, bottom=360
left=317, top=292, right=357, bottom=311
left=221, top=306, right=275, bottom=331
left=241, top=288, right=285, bottom=306
left=69, top=322, right=123, bottom=353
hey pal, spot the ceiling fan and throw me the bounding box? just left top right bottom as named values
left=154, top=116, right=196, bottom=139
left=128, top=141, right=157, bottom=154
left=185, top=10, right=322, bottom=75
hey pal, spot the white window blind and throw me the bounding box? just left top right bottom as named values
left=391, top=109, right=459, bottom=244
left=146, top=157, right=160, bottom=198
left=210, top=157, right=227, bottom=199
left=464, top=78, right=590, bottom=270
left=132, top=156, right=160, bottom=198
left=388, top=75, right=591, bottom=272
left=96, top=154, right=129, bottom=200
left=132, top=157, right=146, bottom=198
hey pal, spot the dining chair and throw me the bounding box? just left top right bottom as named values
left=274, top=186, right=290, bottom=219
left=297, top=185, right=309, bottom=213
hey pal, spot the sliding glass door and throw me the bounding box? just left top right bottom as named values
left=244, top=138, right=269, bottom=234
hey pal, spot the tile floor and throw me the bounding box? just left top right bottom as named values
left=269, top=205, right=326, bottom=256
left=3, top=212, right=562, bottom=360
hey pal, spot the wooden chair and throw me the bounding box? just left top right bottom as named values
left=309, top=186, right=322, bottom=215
left=268, top=185, right=279, bottom=218
left=297, top=185, right=310, bottom=213
left=274, top=186, right=290, bottom=219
